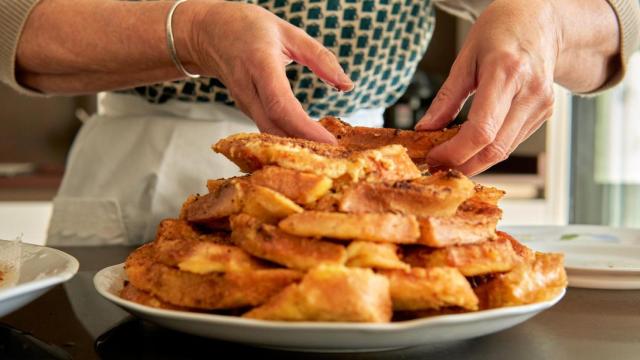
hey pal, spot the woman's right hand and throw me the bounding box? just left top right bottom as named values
left=15, top=0, right=350, bottom=142
left=179, top=1, right=352, bottom=142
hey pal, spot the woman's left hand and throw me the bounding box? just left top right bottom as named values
left=416, top=0, right=620, bottom=175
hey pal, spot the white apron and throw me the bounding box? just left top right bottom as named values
left=46, top=93, right=384, bottom=245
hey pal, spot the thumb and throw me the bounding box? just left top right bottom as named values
left=416, top=54, right=475, bottom=131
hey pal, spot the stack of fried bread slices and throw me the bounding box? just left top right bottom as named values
left=121, top=117, right=567, bottom=322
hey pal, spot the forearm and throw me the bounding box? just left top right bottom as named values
left=552, top=0, right=621, bottom=93
left=16, top=0, right=202, bottom=94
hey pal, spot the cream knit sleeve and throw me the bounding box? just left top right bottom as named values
left=435, top=0, right=640, bottom=93
left=0, top=0, right=45, bottom=96
left=598, top=0, right=640, bottom=93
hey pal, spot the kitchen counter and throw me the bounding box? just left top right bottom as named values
left=1, top=246, right=639, bottom=360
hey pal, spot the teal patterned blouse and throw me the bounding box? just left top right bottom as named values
left=128, top=0, right=436, bottom=118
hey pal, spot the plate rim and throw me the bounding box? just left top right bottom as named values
left=501, top=226, right=640, bottom=275
left=499, top=224, right=640, bottom=234
left=0, top=240, right=80, bottom=302
left=94, top=263, right=566, bottom=331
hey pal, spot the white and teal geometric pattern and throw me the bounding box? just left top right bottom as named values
left=127, top=0, right=435, bottom=118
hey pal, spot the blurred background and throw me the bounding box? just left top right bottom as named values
left=1, top=9, right=638, bottom=244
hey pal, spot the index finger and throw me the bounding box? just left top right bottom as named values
left=284, top=26, right=353, bottom=92
left=426, top=68, right=517, bottom=167
left=251, top=56, right=336, bottom=143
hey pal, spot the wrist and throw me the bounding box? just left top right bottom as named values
left=552, top=0, right=620, bottom=55
left=171, top=0, right=207, bottom=76
left=550, top=0, right=620, bottom=90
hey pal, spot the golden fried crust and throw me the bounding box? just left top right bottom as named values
left=474, top=252, right=567, bottom=309
left=279, top=211, right=420, bottom=244
left=403, top=235, right=518, bottom=276
left=307, top=192, right=341, bottom=212
left=213, top=133, right=421, bottom=183
left=179, top=194, right=199, bottom=220
left=183, top=181, right=244, bottom=222
left=244, top=265, right=392, bottom=322
left=152, top=219, right=268, bottom=274
left=346, top=242, right=409, bottom=270
left=206, top=178, right=227, bottom=193
left=214, top=133, right=353, bottom=178
left=214, top=132, right=351, bottom=174
left=347, top=145, right=422, bottom=183
left=248, top=166, right=333, bottom=204
left=498, top=231, right=536, bottom=263
left=338, top=170, right=475, bottom=217
left=230, top=214, right=347, bottom=271
left=418, top=200, right=502, bottom=247
left=125, top=244, right=302, bottom=310
left=184, top=180, right=302, bottom=225
left=155, top=219, right=230, bottom=244
left=120, top=282, right=190, bottom=311
left=380, top=267, right=479, bottom=311
left=469, top=184, right=506, bottom=206
left=319, top=116, right=459, bottom=166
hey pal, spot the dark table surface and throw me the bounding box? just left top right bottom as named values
left=1, top=246, right=639, bottom=360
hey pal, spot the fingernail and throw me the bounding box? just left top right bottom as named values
left=321, top=79, right=340, bottom=90
left=339, top=82, right=355, bottom=92
left=415, top=114, right=432, bottom=130
left=426, top=155, right=441, bottom=167
left=337, top=73, right=354, bottom=91
left=323, top=134, right=338, bottom=144
left=315, top=130, right=338, bottom=144
left=320, top=77, right=353, bottom=93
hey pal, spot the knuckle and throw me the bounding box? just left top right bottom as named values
left=500, top=51, right=528, bottom=73
left=494, top=51, right=530, bottom=83
left=315, top=46, right=337, bottom=65
left=263, top=96, right=286, bottom=118
left=435, top=86, right=455, bottom=104
left=541, top=96, right=555, bottom=111
left=526, top=77, right=546, bottom=94
left=477, top=126, right=496, bottom=146
left=527, top=76, right=553, bottom=97
left=479, top=143, right=509, bottom=164
left=540, top=88, right=555, bottom=109
left=527, top=82, right=555, bottom=112
left=467, top=119, right=498, bottom=148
